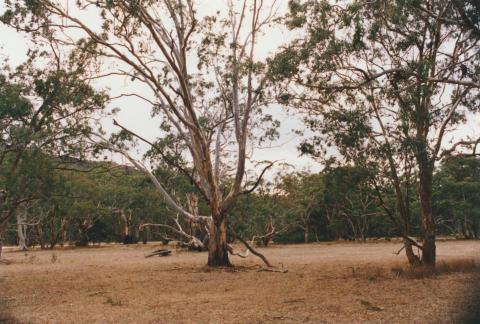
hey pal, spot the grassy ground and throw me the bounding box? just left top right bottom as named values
left=1, top=240, right=479, bottom=323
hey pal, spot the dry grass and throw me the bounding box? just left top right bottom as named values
left=1, top=240, right=479, bottom=323
left=387, top=258, right=479, bottom=279
left=436, top=258, right=478, bottom=273
left=333, top=258, right=478, bottom=281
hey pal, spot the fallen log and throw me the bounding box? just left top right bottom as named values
left=145, top=249, right=172, bottom=258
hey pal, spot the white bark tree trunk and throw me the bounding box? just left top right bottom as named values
left=17, top=211, right=28, bottom=251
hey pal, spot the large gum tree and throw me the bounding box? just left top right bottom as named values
left=3, top=0, right=279, bottom=266
left=270, top=0, right=480, bottom=268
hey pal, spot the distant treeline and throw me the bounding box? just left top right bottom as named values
left=4, top=154, right=479, bottom=248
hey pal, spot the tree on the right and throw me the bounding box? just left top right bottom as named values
left=270, top=0, right=480, bottom=268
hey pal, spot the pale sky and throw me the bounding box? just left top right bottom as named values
left=0, top=0, right=321, bottom=179
left=0, top=1, right=478, bottom=179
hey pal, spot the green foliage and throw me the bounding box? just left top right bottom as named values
left=0, top=76, right=32, bottom=119
left=267, top=47, right=301, bottom=82
left=0, top=47, right=107, bottom=245
left=229, top=188, right=293, bottom=244
left=4, top=154, right=478, bottom=247
left=322, top=166, right=383, bottom=240
left=434, top=156, right=480, bottom=238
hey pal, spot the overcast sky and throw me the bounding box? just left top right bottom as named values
left=0, top=0, right=322, bottom=178
left=0, top=1, right=478, bottom=178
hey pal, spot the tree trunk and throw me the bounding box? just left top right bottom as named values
left=119, top=209, right=135, bottom=244
left=17, top=224, right=28, bottom=251
left=37, top=226, right=45, bottom=249
left=141, top=226, right=149, bottom=244
left=77, top=226, right=89, bottom=246
left=460, top=220, right=469, bottom=239
left=422, top=234, right=436, bottom=267
left=16, top=212, right=28, bottom=251
left=61, top=227, right=67, bottom=247
left=0, top=221, right=6, bottom=259
left=419, top=167, right=436, bottom=268
left=404, top=240, right=420, bottom=266
left=207, top=216, right=231, bottom=267
left=304, top=223, right=309, bottom=243
left=262, top=237, right=271, bottom=247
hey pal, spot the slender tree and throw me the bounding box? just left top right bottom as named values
left=271, top=0, right=480, bottom=267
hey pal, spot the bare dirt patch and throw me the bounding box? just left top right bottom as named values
left=1, top=241, right=479, bottom=323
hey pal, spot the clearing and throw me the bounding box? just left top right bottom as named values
left=1, top=240, right=479, bottom=323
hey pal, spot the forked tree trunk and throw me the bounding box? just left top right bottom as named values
left=207, top=216, right=231, bottom=267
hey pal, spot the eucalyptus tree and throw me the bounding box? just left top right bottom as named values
left=271, top=0, right=480, bottom=267
left=0, top=52, right=107, bottom=256
left=3, top=0, right=279, bottom=266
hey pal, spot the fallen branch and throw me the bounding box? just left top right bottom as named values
left=88, top=291, right=109, bottom=297
left=257, top=267, right=288, bottom=273
left=227, top=244, right=249, bottom=258
left=230, top=232, right=273, bottom=267
left=145, top=249, right=172, bottom=258
left=140, top=221, right=205, bottom=251
left=393, top=245, right=405, bottom=255
left=405, top=236, right=424, bottom=250
left=227, top=235, right=256, bottom=259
